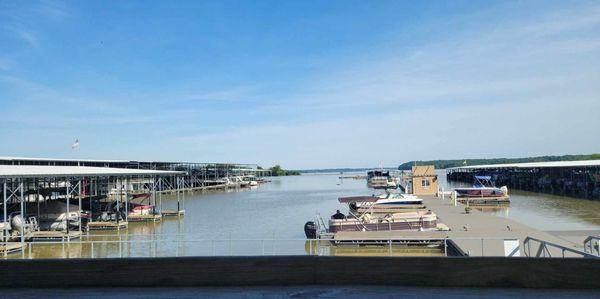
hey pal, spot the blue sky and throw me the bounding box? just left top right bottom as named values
left=1, top=0, right=599, bottom=169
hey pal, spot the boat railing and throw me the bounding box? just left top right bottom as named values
left=583, top=235, right=600, bottom=257
left=315, top=213, right=327, bottom=234
left=346, top=209, right=369, bottom=231
left=524, top=236, right=597, bottom=258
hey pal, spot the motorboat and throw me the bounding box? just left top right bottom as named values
left=34, top=201, right=81, bottom=231
left=128, top=203, right=154, bottom=216
left=327, top=210, right=438, bottom=233
left=345, top=193, right=425, bottom=213
left=453, top=175, right=510, bottom=205
left=243, top=175, right=259, bottom=187
left=304, top=195, right=438, bottom=238
left=367, top=170, right=397, bottom=189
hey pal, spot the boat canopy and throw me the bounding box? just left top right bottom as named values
left=338, top=196, right=379, bottom=203
left=475, top=175, right=492, bottom=180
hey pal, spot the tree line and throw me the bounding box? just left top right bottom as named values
left=398, top=154, right=600, bottom=170
left=267, top=165, right=301, bottom=176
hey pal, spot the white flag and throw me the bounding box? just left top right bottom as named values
left=71, top=138, right=80, bottom=150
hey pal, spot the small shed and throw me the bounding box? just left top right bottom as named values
left=411, top=165, right=438, bottom=195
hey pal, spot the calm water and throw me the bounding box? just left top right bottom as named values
left=7, top=171, right=600, bottom=258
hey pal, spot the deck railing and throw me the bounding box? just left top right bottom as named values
left=524, top=236, right=597, bottom=258
left=583, top=236, right=600, bottom=257
left=2, top=234, right=598, bottom=259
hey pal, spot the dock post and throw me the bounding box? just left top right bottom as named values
left=388, top=239, right=392, bottom=256
left=78, top=179, right=82, bottom=232
left=3, top=180, right=7, bottom=247
left=481, top=238, right=484, bottom=256
left=20, top=179, right=24, bottom=245
left=124, top=178, right=129, bottom=224
left=116, top=178, right=121, bottom=226
left=159, top=178, right=163, bottom=214
left=65, top=180, right=70, bottom=237
left=176, top=177, right=181, bottom=212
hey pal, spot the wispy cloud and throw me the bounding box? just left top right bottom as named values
left=0, top=57, right=10, bottom=71
left=175, top=2, right=600, bottom=167
left=7, top=27, right=39, bottom=48
left=182, top=86, right=260, bottom=102
left=34, top=0, right=70, bottom=20
left=252, top=2, right=600, bottom=116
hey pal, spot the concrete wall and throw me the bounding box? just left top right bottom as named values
left=0, top=256, right=598, bottom=289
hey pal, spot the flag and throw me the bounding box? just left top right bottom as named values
left=71, top=138, right=80, bottom=150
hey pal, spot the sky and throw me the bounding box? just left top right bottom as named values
left=0, top=0, right=599, bottom=169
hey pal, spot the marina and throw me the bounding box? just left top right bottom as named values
left=1, top=163, right=599, bottom=259
left=446, top=160, right=600, bottom=200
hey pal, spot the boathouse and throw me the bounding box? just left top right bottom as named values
left=446, top=160, right=600, bottom=200
left=411, top=165, right=438, bottom=195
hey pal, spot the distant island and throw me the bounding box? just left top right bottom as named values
left=397, top=154, right=600, bottom=170
left=266, top=165, right=301, bottom=176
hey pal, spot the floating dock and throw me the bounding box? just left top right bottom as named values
left=127, top=214, right=162, bottom=222
left=330, top=195, right=586, bottom=257
left=87, top=221, right=128, bottom=230
left=28, top=231, right=82, bottom=242
left=161, top=210, right=185, bottom=217
left=457, top=197, right=510, bottom=206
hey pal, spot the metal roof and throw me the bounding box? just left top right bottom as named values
left=0, top=156, right=259, bottom=167
left=448, top=160, right=600, bottom=170
left=0, top=156, right=133, bottom=163
left=0, top=165, right=185, bottom=178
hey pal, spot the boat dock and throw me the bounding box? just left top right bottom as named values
left=333, top=194, right=588, bottom=257
left=161, top=210, right=185, bottom=217
left=87, top=221, right=128, bottom=230
left=446, top=160, right=600, bottom=200
left=28, top=230, right=82, bottom=242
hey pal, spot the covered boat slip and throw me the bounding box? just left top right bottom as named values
left=0, top=165, right=186, bottom=253
left=335, top=195, right=592, bottom=257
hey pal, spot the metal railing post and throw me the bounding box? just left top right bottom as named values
left=481, top=238, right=484, bottom=256
left=444, top=239, right=448, bottom=257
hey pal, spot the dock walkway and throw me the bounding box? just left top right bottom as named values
left=335, top=195, right=585, bottom=257
left=424, top=195, right=582, bottom=256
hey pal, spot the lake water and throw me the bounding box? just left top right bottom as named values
left=7, top=171, right=600, bottom=259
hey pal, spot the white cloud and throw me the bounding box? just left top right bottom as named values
left=174, top=2, right=600, bottom=168
left=8, top=27, right=39, bottom=48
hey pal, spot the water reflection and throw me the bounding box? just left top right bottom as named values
left=439, top=170, right=600, bottom=230
left=5, top=171, right=600, bottom=258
